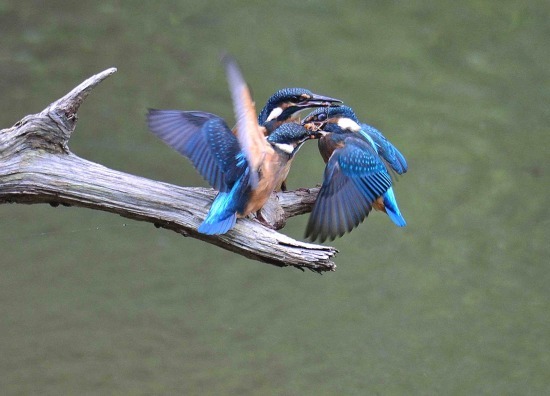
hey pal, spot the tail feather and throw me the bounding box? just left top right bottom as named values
left=383, top=188, right=406, bottom=227
left=198, top=213, right=237, bottom=235
left=197, top=191, right=239, bottom=235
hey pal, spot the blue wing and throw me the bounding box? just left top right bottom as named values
left=147, top=109, right=243, bottom=192
left=360, top=123, right=408, bottom=175
left=306, top=137, right=392, bottom=242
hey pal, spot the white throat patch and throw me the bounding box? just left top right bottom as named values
left=266, top=107, right=283, bottom=122
left=337, top=117, right=361, bottom=132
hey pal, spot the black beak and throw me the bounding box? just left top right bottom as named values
left=298, top=93, right=342, bottom=108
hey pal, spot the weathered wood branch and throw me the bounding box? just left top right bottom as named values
left=0, top=69, right=337, bottom=272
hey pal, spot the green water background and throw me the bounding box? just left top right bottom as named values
left=1, top=1, right=548, bottom=394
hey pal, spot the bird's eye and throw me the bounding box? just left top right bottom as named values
left=317, top=113, right=327, bottom=121
left=290, top=95, right=301, bottom=103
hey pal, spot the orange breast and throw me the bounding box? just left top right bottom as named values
left=241, top=149, right=287, bottom=216
left=318, top=136, right=345, bottom=163
left=277, top=158, right=293, bottom=188
left=373, top=197, right=386, bottom=213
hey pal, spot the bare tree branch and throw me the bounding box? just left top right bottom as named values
left=0, top=69, right=338, bottom=272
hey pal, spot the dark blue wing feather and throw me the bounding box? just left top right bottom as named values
left=360, top=123, right=408, bottom=175
left=147, top=109, right=242, bottom=191
left=306, top=137, right=392, bottom=242
left=203, top=120, right=247, bottom=186
left=148, top=109, right=221, bottom=149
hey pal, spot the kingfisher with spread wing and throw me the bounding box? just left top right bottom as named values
left=147, top=56, right=329, bottom=235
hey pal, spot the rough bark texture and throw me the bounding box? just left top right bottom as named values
left=0, top=68, right=337, bottom=272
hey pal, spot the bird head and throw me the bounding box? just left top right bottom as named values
left=267, top=122, right=322, bottom=156
left=301, top=105, right=361, bottom=134
left=258, top=88, right=342, bottom=132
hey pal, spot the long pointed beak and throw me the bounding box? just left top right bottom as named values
left=299, top=94, right=342, bottom=108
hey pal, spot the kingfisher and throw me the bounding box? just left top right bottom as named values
left=301, top=105, right=407, bottom=242
left=174, top=75, right=341, bottom=191
left=147, top=55, right=323, bottom=235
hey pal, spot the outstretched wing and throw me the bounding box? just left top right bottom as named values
left=222, top=54, right=265, bottom=188
left=147, top=109, right=242, bottom=191
left=306, top=137, right=392, bottom=242
left=360, top=123, right=408, bottom=175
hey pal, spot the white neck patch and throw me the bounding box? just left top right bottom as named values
left=337, top=117, right=361, bottom=132
left=274, top=142, right=295, bottom=154
left=266, top=107, right=283, bottom=122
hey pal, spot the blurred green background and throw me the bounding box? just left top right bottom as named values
left=1, top=1, right=549, bottom=394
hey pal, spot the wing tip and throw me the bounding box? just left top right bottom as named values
left=220, top=51, right=235, bottom=67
